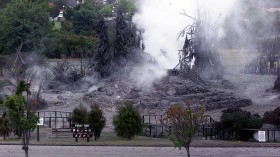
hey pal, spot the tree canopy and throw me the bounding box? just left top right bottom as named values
left=64, top=4, right=98, bottom=34
left=2, top=81, right=38, bottom=157
left=0, top=0, right=50, bottom=54
left=113, top=102, right=143, bottom=140
left=161, top=104, right=205, bottom=157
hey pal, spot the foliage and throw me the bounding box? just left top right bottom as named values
left=70, top=104, right=106, bottom=140
left=44, top=30, right=96, bottom=58
left=220, top=108, right=262, bottom=140
left=116, top=0, right=135, bottom=20
left=94, top=14, right=113, bottom=77
left=0, top=0, right=11, bottom=8
left=0, top=112, right=11, bottom=140
left=113, top=9, right=135, bottom=61
left=64, top=4, right=98, bottom=34
left=49, top=1, right=60, bottom=18
left=70, top=105, right=88, bottom=124
left=87, top=104, right=106, bottom=141
left=113, top=102, right=143, bottom=140
left=99, top=5, right=113, bottom=17
left=2, top=81, right=38, bottom=157
left=221, top=108, right=263, bottom=130
left=0, top=0, right=50, bottom=54
left=161, top=104, right=205, bottom=157
left=263, top=107, right=280, bottom=128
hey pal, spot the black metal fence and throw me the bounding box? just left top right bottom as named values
left=142, top=114, right=164, bottom=137
left=202, top=126, right=280, bottom=142
left=37, top=111, right=72, bottom=129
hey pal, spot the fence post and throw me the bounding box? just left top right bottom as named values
left=55, top=111, right=57, bottom=129
left=274, top=130, right=276, bottom=142
left=49, top=117, right=51, bottom=128
left=210, top=128, right=213, bottom=140
left=205, top=128, right=208, bottom=140
left=63, top=118, right=66, bottom=128
left=37, top=112, right=40, bottom=142
left=149, top=125, right=152, bottom=137
left=203, top=125, right=205, bottom=136
left=267, top=129, right=270, bottom=142
left=69, top=113, right=72, bottom=128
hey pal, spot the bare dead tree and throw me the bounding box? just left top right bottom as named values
left=176, top=10, right=224, bottom=80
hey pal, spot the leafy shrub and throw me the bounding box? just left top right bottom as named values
left=70, top=104, right=106, bottom=140
left=0, top=112, right=11, bottom=140
left=161, top=104, right=205, bottom=157
left=263, top=107, right=280, bottom=128
left=70, top=105, right=88, bottom=124
left=220, top=108, right=263, bottom=140
left=87, top=104, right=106, bottom=141
left=113, top=102, right=143, bottom=140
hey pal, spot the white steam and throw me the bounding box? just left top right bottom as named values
left=131, top=0, right=235, bottom=88
left=129, top=64, right=167, bottom=89
left=133, top=0, right=235, bottom=69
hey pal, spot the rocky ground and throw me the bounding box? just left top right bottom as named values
left=1, top=57, right=279, bottom=126
left=39, top=69, right=280, bottom=127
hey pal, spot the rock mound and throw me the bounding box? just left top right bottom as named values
left=83, top=75, right=252, bottom=112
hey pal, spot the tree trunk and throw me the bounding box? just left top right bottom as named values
left=185, top=146, right=190, bottom=157
left=22, top=130, right=29, bottom=157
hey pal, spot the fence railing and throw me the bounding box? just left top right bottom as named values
left=37, top=111, right=72, bottom=129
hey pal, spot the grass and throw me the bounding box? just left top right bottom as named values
left=32, top=131, right=173, bottom=146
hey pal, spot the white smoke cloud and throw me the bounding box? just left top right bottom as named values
left=133, top=0, right=235, bottom=69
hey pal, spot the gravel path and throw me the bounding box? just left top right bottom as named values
left=0, top=145, right=280, bottom=157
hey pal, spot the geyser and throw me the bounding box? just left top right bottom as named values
left=133, top=0, right=235, bottom=69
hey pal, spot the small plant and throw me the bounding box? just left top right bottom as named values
left=70, top=104, right=107, bottom=140
left=220, top=108, right=262, bottom=140
left=161, top=104, right=205, bottom=157
left=2, top=81, right=39, bottom=157
left=70, top=105, right=88, bottom=124
left=0, top=112, right=11, bottom=140
left=87, top=104, right=106, bottom=141
left=113, top=102, right=143, bottom=140
left=263, top=107, right=280, bottom=128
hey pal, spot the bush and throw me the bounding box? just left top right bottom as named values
left=263, top=107, right=280, bottom=128
left=87, top=104, right=106, bottom=141
left=113, top=102, right=143, bottom=140
left=70, top=105, right=88, bottom=124
left=220, top=108, right=262, bottom=140
left=221, top=108, right=262, bottom=129
left=70, top=104, right=106, bottom=141
left=0, top=112, right=11, bottom=140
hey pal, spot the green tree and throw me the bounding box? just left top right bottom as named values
left=64, top=5, right=97, bottom=34
left=94, top=14, right=113, bottom=77
left=263, top=107, right=280, bottom=128
left=220, top=108, right=262, bottom=140
left=161, top=104, right=205, bottom=157
left=113, top=102, right=143, bottom=140
left=0, top=0, right=11, bottom=8
left=87, top=104, right=106, bottom=141
left=99, top=5, right=113, bottom=17
left=2, top=81, right=39, bottom=157
left=71, top=105, right=88, bottom=124
left=0, top=112, right=11, bottom=140
left=113, top=9, right=135, bottom=61
left=221, top=108, right=262, bottom=130
left=0, top=0, right=50, bottom=54
left=116, top=0, right=135, bottom=20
